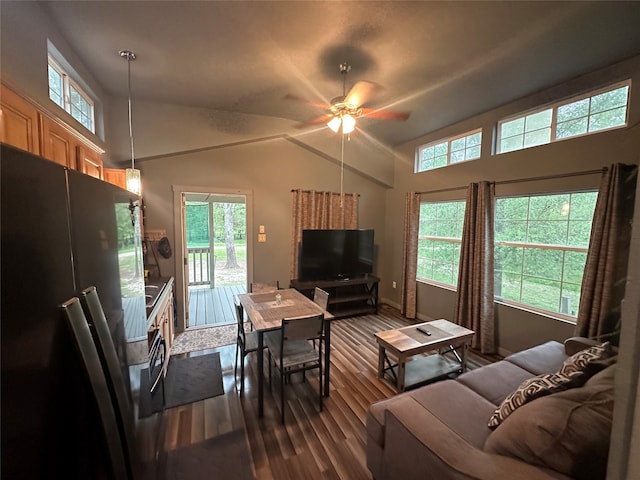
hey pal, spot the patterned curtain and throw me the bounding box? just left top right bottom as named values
left=576, top=163, right=638, bottom=344
left=454, top=181, right=496, bottom=354
left=290, top=190, right=359, bottom=280
left=401, top=192, right=420, bottom=319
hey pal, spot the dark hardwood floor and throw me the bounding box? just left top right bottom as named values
left=150, top=305, right=499, bottom=479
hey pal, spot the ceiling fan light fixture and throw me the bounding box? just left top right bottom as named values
left=342, top=114, right=356, bottom=134
left=327, top=116, right=342, bottom=133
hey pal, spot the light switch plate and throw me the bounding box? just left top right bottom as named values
left=258, top=233, right=266, bottom=243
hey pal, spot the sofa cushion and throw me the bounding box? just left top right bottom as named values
left=457, top=360, right=537, bottom=406
left=367, top=379, right=497, bottom=451
left=487, top=370, right=584, bottom=428
left=504, top=340, right=567, bottom=375
left=484, top=364, right=615, bottom=480
left=560, top=341, right=613, bottom=376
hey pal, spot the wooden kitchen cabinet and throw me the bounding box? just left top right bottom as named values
left=77, top=144, right=104, bottom=179
left=39, top=114, right=76, bottom=168
left=0, top=83, right=40, bottom=155
left=104, top=168, right=127, bottom=189
left=1, top=81, right=104, bottom=176
left=148, top=278, right=175, bottom=353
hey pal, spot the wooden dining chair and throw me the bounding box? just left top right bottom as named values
left=311, top=287, right=330, bottom=349
left=265, top=313, right=324, bottom=424
left=234, top=297, right=269, bottom=395
left=250, top=280, right=279, bottom=293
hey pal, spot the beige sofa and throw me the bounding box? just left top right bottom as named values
left=366, top=338, right=616, bottom=480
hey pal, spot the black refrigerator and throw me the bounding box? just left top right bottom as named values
left=1, top=144, right=147, bottom=478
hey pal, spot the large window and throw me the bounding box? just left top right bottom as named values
left=415, top=129, right=482, bottom=173
left=417, top=201, right=466, bottom=287
left=497, top=81, right=630, bottom=154
left=494, top=191, right=598, bottom=318
left=47, top=56, right=95, bottom=133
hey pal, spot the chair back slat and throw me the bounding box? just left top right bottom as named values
left=282, top=314, right=324, bottom=342
left=313, top=287, right=329, bottom=311
left=234, top=297, right=246, bottom=342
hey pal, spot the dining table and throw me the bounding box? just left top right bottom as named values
left=237, top=288, right=334, bottom=418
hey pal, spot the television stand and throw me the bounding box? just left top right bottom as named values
left=290, top=275, right=380, bottom=318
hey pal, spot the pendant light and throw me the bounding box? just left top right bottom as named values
left=120, top=49, right=141, bottom=195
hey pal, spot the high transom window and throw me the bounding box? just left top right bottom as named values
left=415, top=129, right=482, bottom=173
left=494, top=191, right=598, bottom=319
left=47, top=55, right=95, bottom=133
left=497, top=81, right=630, bottom=154
left=417, top=200, right=466, bottom=287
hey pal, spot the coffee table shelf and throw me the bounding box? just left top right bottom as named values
left=388, top=353, right=463, bottom=390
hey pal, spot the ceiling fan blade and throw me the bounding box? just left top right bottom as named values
left=360, top=107, right=411, bottom=121
left=344, top=81, right=381, bottom=108
left=284, top=93, right=331, bottom=110
left=294, top=114, right=332, bottom=129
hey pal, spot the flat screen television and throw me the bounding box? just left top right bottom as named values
left=299, top=229, right=374, bottom=280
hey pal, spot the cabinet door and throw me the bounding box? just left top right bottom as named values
left=77, top=144, right=103, bottom=179
left=39, top=114, right=75, bottom=168
left=103, top=168, right=127, bottom=189
left=0, top=84, right=40, bottom=155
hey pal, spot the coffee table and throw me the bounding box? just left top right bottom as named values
left=374, top=319, right=475, bottom=391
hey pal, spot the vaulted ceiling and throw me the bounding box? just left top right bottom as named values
left=40, top=1, right=640, bottom=155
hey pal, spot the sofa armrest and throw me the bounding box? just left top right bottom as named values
left=379, top=396, right=570, bottom=480
left=564, top=336, right=601, bottom=356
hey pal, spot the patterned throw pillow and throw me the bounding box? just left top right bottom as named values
left=560, top=342, right=613, bottom=376
left=488, top=371, right=583, bottom=429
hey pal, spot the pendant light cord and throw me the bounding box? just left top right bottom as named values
left=127, top=56, right=135, bottom=170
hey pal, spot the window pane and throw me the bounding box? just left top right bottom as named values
left=591, top=86, right=628, bottom=114
left=434, top=142, right=448, bottom=156
left=563, top=251, right=587, bottom=284
left=525, top=109, right=552, bottom=131
left=557, top=98, right=589, bottom=122
left=523, top=128, right=551, bottom=148
left=467, top=132, right=481, bottom=147
left=521, top=276, right=561, bottom=312
left=495, top=191, right=596, bottom=319
left=48, top=65, right=64, bottom=107
left=523, top=249, right=562, bottom=280
left=556, top=117, right=588, bottom=139
left=588, top=106, right=626, bottom=132
left=501, top=118, right=524, bottom=137
left=466, top=145, right=481, bottom=160
left=418, top=200, right=465, bottom=286
left=433, top=155, right=448, bottom=168
left=451, top=149, right=465, bottom=163
left=500, top=135, right=523, bottom=153
left=451, top=137, right=465, bottom=152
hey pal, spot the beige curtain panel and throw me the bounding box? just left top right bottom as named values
left=401, top=192, right=420, bottom=319
left=290, top=190, right=358, bottom=280
left=454, top=181, right=496, bottom=354
left=576, top=163, right=638, bottom=344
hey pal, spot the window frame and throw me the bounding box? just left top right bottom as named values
left=496, top=80, right=631, bottom=155
left=494, top=190, right=598, bottom=322
left=416, top=199, right=466, bottom=288
left=415, top=128, right=482, bottom=173
left=47, top=55, right=95, bottom=133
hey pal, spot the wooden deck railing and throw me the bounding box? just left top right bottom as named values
left=187, top=247, right=214, bottom=287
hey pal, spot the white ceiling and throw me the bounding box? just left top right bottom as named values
left=40, top=1, right=640, bottom=148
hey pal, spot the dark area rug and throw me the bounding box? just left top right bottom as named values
left=139, top=352, right=224, bottom=418
left=165, top=429, right=253, bottom=480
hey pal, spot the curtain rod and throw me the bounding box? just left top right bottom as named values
left=291, top=189, right=360, bottom=196
left=417, top=167, right=607, bottom=195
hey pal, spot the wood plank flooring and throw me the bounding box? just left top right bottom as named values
left=156, top=305, right=500, bottom=479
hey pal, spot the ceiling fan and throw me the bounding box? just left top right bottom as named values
left=288, top=62, right=411, bottom=134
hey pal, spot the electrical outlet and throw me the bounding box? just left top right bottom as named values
left=392, top=281, right=397, bottom=289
